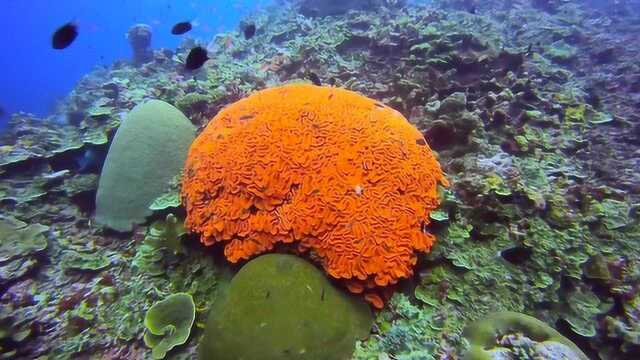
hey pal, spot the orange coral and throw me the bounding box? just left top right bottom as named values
left=182, top=84, right=448, bottom=307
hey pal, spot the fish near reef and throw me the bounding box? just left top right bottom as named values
left=305, top=71, right=322, bottom=86
left=243, top=23, right=256, bottom=40
left=52, top=22, right=78, bottom=49
left=172, top=21, right=192, bottom=35
left=185, top=46, right=208, bottom=70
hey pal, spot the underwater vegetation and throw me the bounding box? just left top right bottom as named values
left=0, top=0, right=639, bottom=359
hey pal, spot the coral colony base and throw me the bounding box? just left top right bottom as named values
left=1, top=1, right=639, bottom=359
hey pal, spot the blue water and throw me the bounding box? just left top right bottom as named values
left=0, top=0, right=271, bottom=127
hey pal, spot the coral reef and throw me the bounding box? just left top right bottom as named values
left=182, top=84, right=447, bottom=306
left=95, top=100, right=195, bottom=232
left=199, top=254, right=372, bottom=360
left=0, top=0, right=639, bottom=358
left=294, top=0, right=402, bottom=17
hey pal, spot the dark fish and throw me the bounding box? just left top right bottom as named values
left=52, top=22, right=78, bottom=49
left=468, top=6, right=477, bottom=14
left=76, top=147, right=105, bottom=173
left=171, top=21, right=192, bottom=35
left=306, top=71, right=321, bottom=86
left=0, top=105, right=5, bottom=117
left=243, top=23, right=256, bottom=40
left=185, top=46, right=209, bottom=70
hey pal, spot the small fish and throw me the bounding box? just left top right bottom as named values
left=52, top=22, right=78, bottom=49
left=243, top=23, right=256, bottom=40
left=306, top=71, right=321, bottom=86
left=172, top=21, right=192, bottom=35
left=0, top=105, right=5, bottom=117
left=185, top=46, right=208, bottom=70
left=76, top=148, right=104, bottom=173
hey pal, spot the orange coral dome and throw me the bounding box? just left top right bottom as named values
left=182, top=84, right=448, bottom=306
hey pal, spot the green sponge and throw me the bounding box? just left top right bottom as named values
left=144, top=292, right=196, bottom=359
left=95, top=100, right=195, bottom=232
left=199, top=254, right=373, bottom=360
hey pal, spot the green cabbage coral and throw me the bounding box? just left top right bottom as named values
left=199, top=254, right=373, bottom=360
left=95, top=100, right=195, bottom=232
left=144, top=293, right=196, bottom=359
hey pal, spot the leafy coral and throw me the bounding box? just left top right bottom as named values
left=144, top=293, right=195, bottom=359
left=60, top=250, right=111, bottom=272
left=133, top=213, right=187, bottom=276
left=182, top=84, right=447, bottom=307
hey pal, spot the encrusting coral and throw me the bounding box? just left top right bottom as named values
left=182, top=84, right=448, bottom=307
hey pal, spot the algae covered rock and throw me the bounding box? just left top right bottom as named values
left=95, top=100, right=195, bottom=232
left=463, top=312, right=589, bottom=360
left=144, top=293, right=196, bottom=359
left=199, top=254, right=373, bottom=360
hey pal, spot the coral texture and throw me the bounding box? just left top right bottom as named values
left=95, top=100, right=195, bottom=232
left=199, top=254, right=372, bottom=360
left=182, top=84, right=447, bottom=305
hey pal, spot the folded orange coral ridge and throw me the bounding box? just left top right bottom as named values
left=182, top=84, right=448, bottom=307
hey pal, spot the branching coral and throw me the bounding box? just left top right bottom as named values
left=182, top=84, right=447, bottom=307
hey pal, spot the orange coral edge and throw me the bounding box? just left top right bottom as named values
left=182, top=84, right=448, bottom=308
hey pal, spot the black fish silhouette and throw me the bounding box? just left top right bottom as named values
left=306, top=72, right=321, bottom=86
left=244, top=23, right=256, bottom=40
left=52, top=22, right=78, bottom=49
left=185, top=46, right=209, bottom=70
left=172, top=21, right=192, bottom=35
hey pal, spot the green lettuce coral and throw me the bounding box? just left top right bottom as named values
left=144, top=293, right=196, bottom=359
